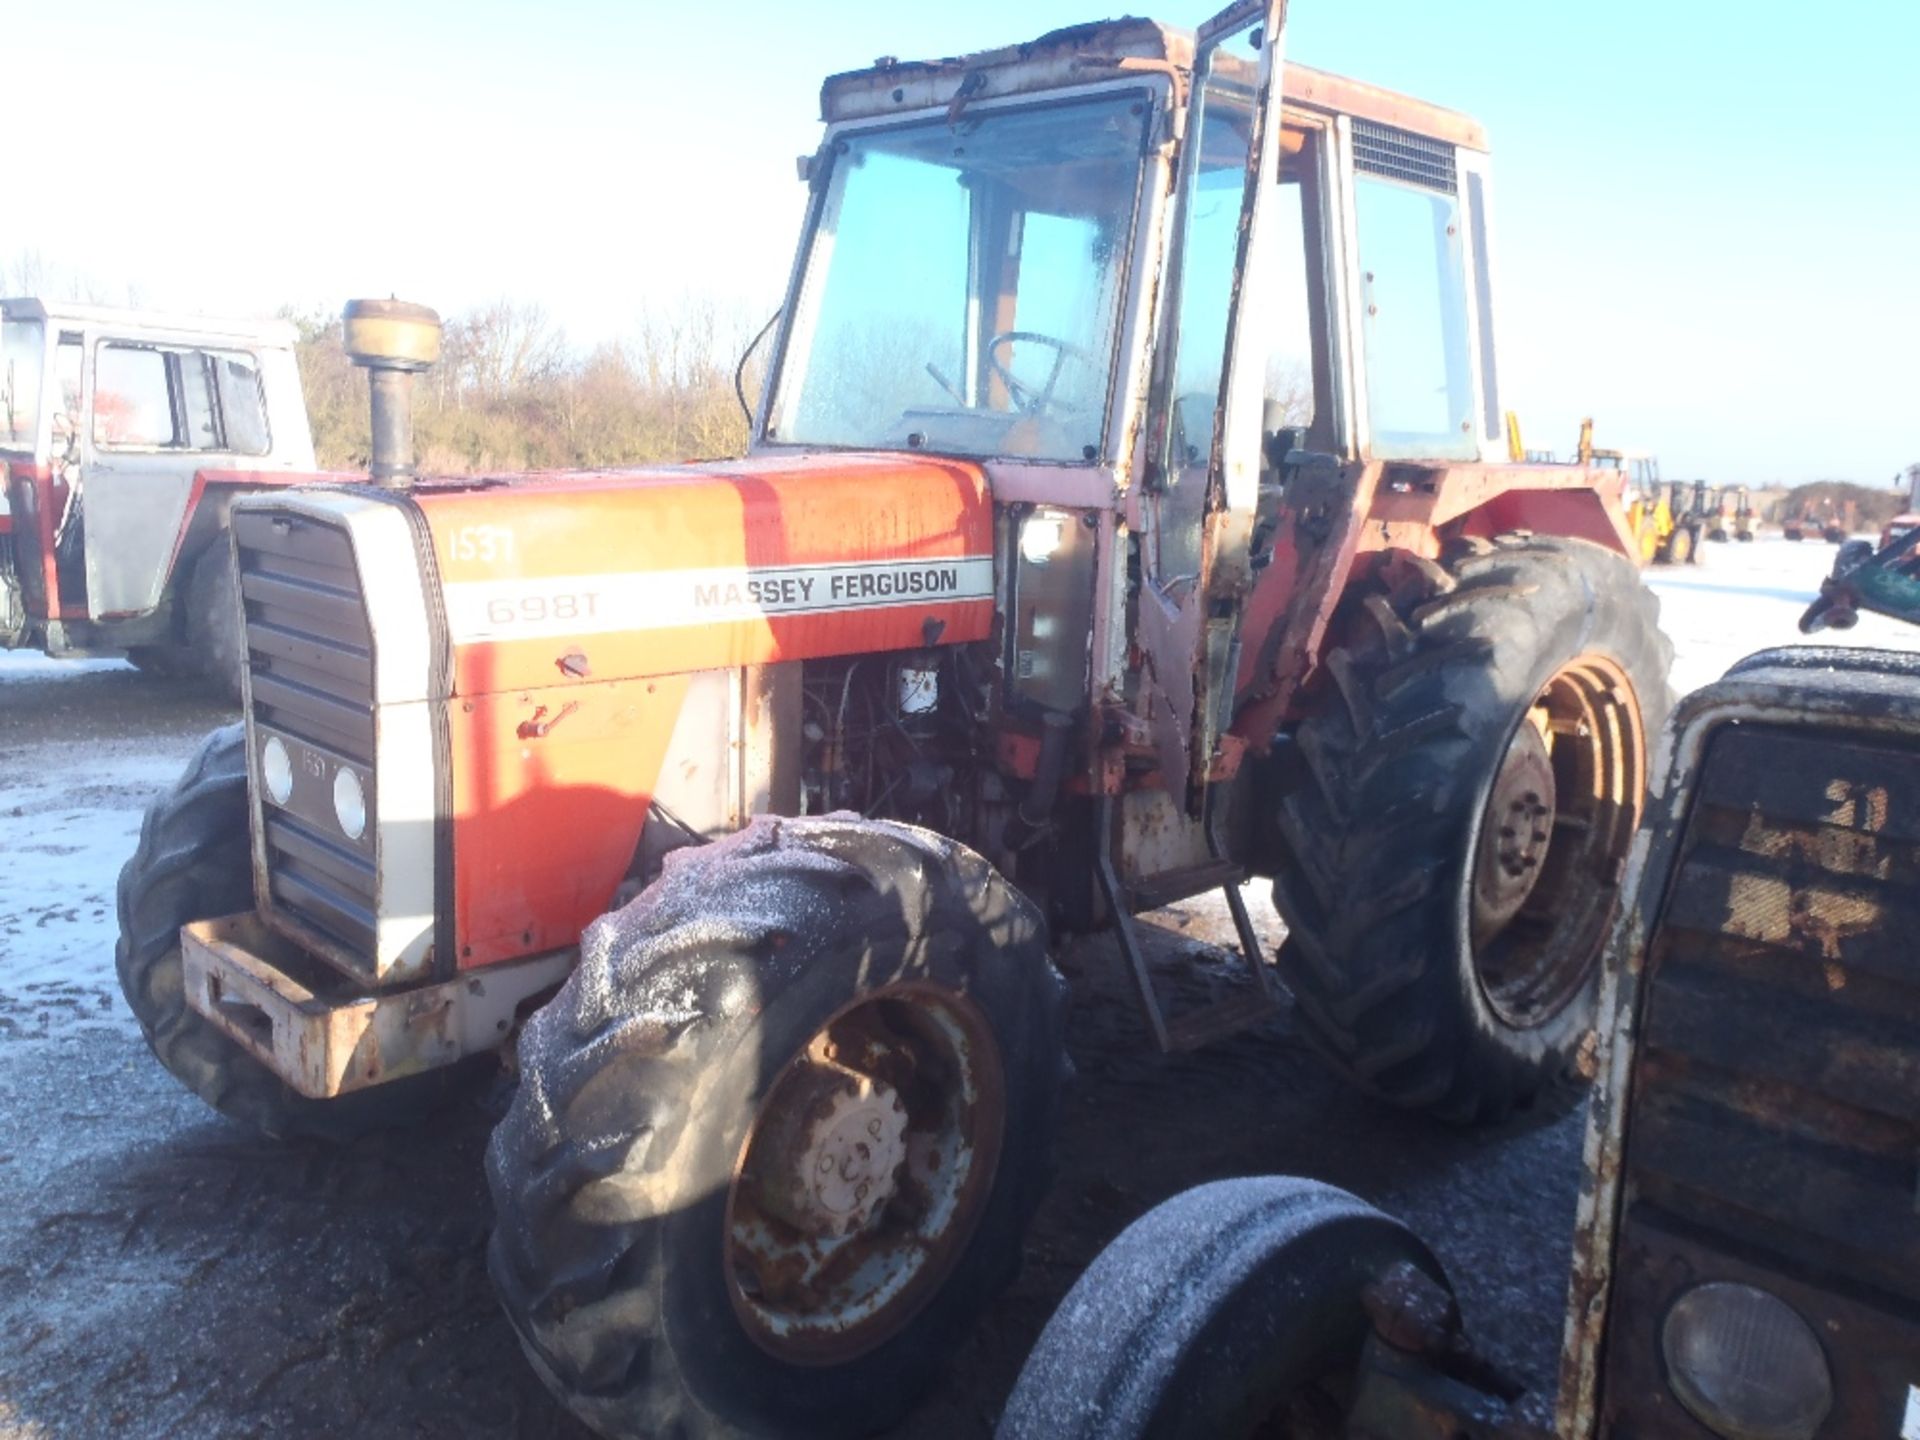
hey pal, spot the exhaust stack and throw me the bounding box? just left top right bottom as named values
left=342, top=298, right=442, bottom=488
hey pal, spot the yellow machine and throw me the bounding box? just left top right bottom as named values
left=1582, top=423, right=1670, bottom=565
left=1502, top=414, right=1672, bottom=566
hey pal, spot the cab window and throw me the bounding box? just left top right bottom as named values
left=1352, top=120, right=1475, bottom=459
left=95, top=345, right=177, bottom=448
left=51, top=337, right=83, bottom=450
left=1258, top=124, right=1333, bottom=451
left=93, top=342, right=270, bottom=454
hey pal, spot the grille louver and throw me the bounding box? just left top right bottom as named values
left=1352, top=118, right=1457, bottom=194
left=232, top=511, right=378, bottom=958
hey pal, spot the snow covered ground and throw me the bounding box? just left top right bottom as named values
left=1644, top=533, right=1917, bottom=694
left=0, top=663, right=230, bottom=1032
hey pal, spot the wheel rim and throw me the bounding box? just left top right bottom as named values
left=1469, top=656, right=1646, bottom=1029
left=724, top=982, right=1005, bottom=1364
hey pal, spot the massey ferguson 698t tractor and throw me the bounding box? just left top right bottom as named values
left=118, top=5, right=1670, bottom=1435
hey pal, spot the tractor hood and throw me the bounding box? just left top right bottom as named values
left=409, top=451, right=996, bottom=696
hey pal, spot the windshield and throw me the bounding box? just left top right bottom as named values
left=769, top=92, right=1150, bottom=464
left=2, top=318, right=43, bottom=449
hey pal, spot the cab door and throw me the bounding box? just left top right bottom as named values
left=1137, top=0, right=1290, bottom=807
left=82, top=340, right=270, bottom=618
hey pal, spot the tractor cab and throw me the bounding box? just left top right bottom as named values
left=0, top=298, right=314, bottom=682
left=762, top=11, right=1511, bottom=481
left=759, top=5, right=1630, bottom=811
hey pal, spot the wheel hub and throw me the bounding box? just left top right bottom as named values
left=1472, top=716, right=1558, bottom=941
left=749, top=1057, right=908, bottom=1238
left=725, top=986, right=1006, bottom=1364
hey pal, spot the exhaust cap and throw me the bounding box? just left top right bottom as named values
left=342, top=298, right=441, bottom=488
left=342, top=297, right=442, bottom=372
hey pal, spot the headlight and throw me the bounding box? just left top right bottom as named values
left=1662, top=1282, right=1831, bottom=1440
left=261, top=737, right=293, bottom=807
left=332, top=766, right=368, bottom=841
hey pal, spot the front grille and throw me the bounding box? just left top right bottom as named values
left=1598, top=722, right=1920, bottom=1430
left=232, top=510, right=378, bottom=958
left=1351, top=118, right=1457, bottom=194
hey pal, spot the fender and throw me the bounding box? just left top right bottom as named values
left=1231, top=459, right=1636, bottom=750
left=157, top=467, right=359, bottom=612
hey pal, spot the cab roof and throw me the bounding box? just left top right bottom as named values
left=821, top=15, right=1487, bottom=152
left=0, top=297, right=297, bottom=346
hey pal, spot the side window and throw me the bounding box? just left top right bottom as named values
left=1352, top=123, right=1475, bottom=459
left=212, top=352, right=270, bottom=455
left=1156, top=23, right=1261, bottom=582
left=1465, top=171, right=1499, bottom=437
left=94, top=345, right=177, bottom=448
left=1258, top=125, right=1331, bottom=448
left=50, top=337, right=83, bottom=449
left=178, top=352, right=220, bottom=450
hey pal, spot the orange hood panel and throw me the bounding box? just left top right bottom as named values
left=414, top=452, right=995, bottom=695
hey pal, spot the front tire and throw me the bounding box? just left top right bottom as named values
left=487, top=816, right=1067, bottom=1439
left=117, top=724, right=476, bottom=1140
left=997, top=1177, right=1448, bottom=1440
left=1270, top=535, right=1672, bottom=1123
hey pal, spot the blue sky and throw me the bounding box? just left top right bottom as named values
left=10, top=0, right=1916, bottom=485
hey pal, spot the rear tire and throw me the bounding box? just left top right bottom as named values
left=184, top=537, right=245, bottom=703
left=117, top=725, right=478, bottom=1140
left=1269, top=535, right=1672, bottom=1123
left=487, top=816, right=1067, bottom=1439
left=126, top=645, right=192, bottom=678
left=997, top=1177, right=1447, bottom=1440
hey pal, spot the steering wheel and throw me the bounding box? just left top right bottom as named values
left=985, top=332, right=1094, bottom=416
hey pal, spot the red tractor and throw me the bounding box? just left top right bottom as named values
left=1, top=299, right=323, bottom=693
left=118, top=5, right=1670, bottom=1435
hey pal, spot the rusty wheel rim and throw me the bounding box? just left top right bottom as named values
left=723, top=982, right=1005, bottom=1364
left=1469, top=656, right=1646, bottom=1029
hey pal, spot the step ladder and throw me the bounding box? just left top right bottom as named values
left=1092, top=795, right=1283, bottom=1053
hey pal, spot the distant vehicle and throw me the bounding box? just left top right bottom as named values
left=1659, top=479, right=1713, bottom=565
left=0, top=299, right=323, bottom=695
left=1706, top=484, right=1754, bottom=542
left=1782, top=496, right=1856, bottom=544
left=1586, top=446, right=1671, bottom=564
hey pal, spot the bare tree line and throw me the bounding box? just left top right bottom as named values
left=1, top=249, right=147, bottom=307
left=297, top=299, right=767, bottom=473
